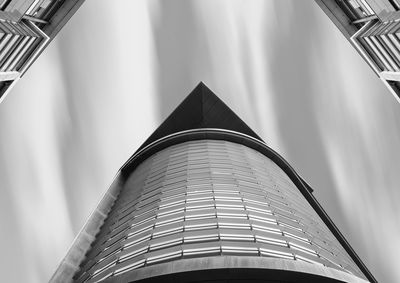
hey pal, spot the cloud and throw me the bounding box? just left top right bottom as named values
left=150, top=0, right=283, bottom=150
left=311, top=8, right=400, bottom=281
left=0, top=41, right=73, bottom=283
left=1, top=1, right=398, bottom=282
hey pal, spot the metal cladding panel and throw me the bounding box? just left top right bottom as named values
left=74, top=140, right=366, bottom=283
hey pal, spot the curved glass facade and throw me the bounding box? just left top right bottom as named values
left=75, top=140, right=364, bottom=283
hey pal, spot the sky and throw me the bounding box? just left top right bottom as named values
left=0, top=1, right=399, bottom=282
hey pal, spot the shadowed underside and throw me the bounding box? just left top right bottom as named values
left=102, top=256, right=368, bottom=283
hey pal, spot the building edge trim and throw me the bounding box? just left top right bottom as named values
left=102, top=256, right=369, bottom=283
left=49, top=174, right=124, bottom=283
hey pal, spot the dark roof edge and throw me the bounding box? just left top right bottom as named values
left=120, top=128, right=376, bottom=283
left=136, top=82, right=263, bottom=152
left=104, top=256, right=368, bottom=283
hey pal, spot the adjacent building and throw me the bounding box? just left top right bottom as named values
left=0, top=0, right=85, bottom=103
left=315, top=0, right=400, bottom=102
left=51, top=83, right=377, bottom=282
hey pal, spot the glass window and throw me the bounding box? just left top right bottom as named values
left=91, top=259, right=117, bottom=278
left=289, top=240, right=318, bottom=257
left=217, top=209, right=247, bottom=219
left=113, top=257, right=145, bottom=277
left=123, top=232, right=151, bottom=249
left=250, top=219, right=280, bottom=234
left=219, top=229, right=254, bottom=241
left=146, top=245, right=182, bottom=265
left=156, top=212, right=184, bottom=227
left=182, top=242, right=220, bottom=256
left=260, top=247, right=294, bottom=260
left=152, top=222, right=183, bottom=238
left=218, top=218, right=250, bottom=229
left=185, top=201, right=215, bottom=212
left=184, top=218, right=218, bottom=231
left=185, top=208, right=216, bottom=220
left=157, top=204, right=185, bottom=218
left=149, top=233, right=183, bottom=251
left=220, top=241, right=258, bottom=255
left=183, top=228, right=219, bottom=243
left=119, top=241, right=148, bottom=262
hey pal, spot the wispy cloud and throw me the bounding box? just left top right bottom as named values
left=311, top=7, right=400, bottom=281
left=0, top=42, right=73, bottom=283
left=0, top=1, right=398, bottom=283
left=150, top=0, right=283, bottom=150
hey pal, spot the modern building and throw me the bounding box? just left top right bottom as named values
left=51, top=83, right=377, bottom=283
left=315, top=0, right=400, bottom=103
left=0, top=0, right=85, bottom=103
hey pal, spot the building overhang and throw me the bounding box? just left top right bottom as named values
left=100, top=256, right=369, bottom=283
